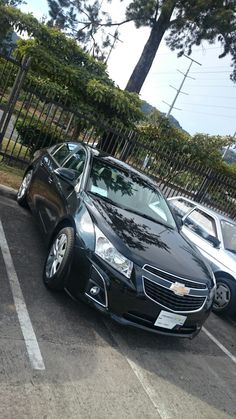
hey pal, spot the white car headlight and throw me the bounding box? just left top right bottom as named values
left=95, top=226, right=133, bottom=279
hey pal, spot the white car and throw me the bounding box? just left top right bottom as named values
left=168, top=196, right=236, bottom=315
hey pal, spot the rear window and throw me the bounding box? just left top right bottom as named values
left=221, top=220, right=236, bottom=253
left=52, top=143, right=78, bottom=165
left=63, top=148, right=86, bottom=178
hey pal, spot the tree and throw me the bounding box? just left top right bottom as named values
left=0, top=5, right=141, bottom=125
left=0, top=0, right=24, bottom=5
left=0, top=0, right=24, bottom=48
left=124, top=0, right=236, bottom=93
left=46, top=0, right=114, bottom=60
left=139, top=116, right=232, bottom=166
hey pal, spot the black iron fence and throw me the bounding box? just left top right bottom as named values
left=0, top=53, right=236, bottom=219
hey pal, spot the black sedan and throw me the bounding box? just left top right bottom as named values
left=17, top=142, right=216, bottom=338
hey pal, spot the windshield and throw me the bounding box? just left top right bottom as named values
left=87, top=158, right=176, bottom=229
left=221, top=220, right=236, bottom=253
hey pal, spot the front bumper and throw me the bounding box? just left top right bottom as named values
left=67, top=247, right=213, bottom=338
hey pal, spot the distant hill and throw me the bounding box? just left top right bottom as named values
left=141, top=101, right=156, bottom=115
left=141, top=100, right=187, bottom=133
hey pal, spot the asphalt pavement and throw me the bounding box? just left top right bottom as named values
left=0, top=192, right=235, bottom=419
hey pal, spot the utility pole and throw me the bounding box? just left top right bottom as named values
left=105, top=27, right=123, bottom=64
left=222, top=130, right=236, bottom=159
left=164, top=55, right=202, bottom=117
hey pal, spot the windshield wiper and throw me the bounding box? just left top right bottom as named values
left=127, top=208, right=174, bottom=230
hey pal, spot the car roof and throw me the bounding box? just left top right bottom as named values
left=169, top=195, right=236, bottom=225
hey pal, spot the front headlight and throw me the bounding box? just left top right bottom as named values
left=95, top=226, right=133, bottom=279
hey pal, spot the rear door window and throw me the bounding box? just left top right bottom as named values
left=52, top=143, right=78, bottom=166
left=63, top=148, right=86, bottom=179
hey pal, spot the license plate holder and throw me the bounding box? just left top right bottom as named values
left=154, top=310, right=187, bottom=329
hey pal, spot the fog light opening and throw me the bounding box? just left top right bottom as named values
left=90, top=286, right=100, bottom=296
left=85, top=266, right=108, bottom=308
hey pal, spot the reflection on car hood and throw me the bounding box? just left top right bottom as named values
left=85, top=195, right=212, bottom=283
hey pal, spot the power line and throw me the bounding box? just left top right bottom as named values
left=157, top=84, right=236, bottom=87
left=188, top=94, right=236, bottom=99
left=154, top=76, right=232, bottom=80
left=156, top=46, right=223, bottom=56
left=190, top=71, right=230, bottom=74
left=154, top=70, right=231, bottom=74
left=175, top=109, right=236, bottom=119
left=198, top=65, right=232, bottom=68
left=179, top=102, right=236, bottom=110
left=184, top=85, right=235, bottom=88
left=188, top=78, right=231, bottom=80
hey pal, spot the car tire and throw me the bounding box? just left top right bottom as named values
left=17, top=169, right=33, bottom=207
left=212, top=278, right=236, bottom=315
left=43, top=227, right=74, bottom=291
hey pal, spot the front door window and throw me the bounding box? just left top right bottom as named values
left=184, top=208, right=217, bottom=244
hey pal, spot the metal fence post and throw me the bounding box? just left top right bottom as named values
left=0, top=55, right=31, bottom=148
left=195, top=168, right=214, bottom=203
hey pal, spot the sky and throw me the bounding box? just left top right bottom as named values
left=20, top=0, right=236, bottom=137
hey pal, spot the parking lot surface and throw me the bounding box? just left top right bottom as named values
left=0, top=194, right=235, bottom=419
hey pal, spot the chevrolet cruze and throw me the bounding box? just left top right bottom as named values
left=17, top=142, right=216, bottom=338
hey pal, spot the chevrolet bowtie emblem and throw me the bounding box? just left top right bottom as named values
left=170, top=282, right=190, bottom=297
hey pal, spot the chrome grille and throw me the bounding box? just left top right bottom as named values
left=143, top=278, right=206, bottom=312
left=143, top=265, right=207, bottom=290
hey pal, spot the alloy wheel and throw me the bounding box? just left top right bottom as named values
left=17, top=171, right=33, bottom=199
left=213, top=282, right=231, bottom=311
left=45, top=233, right=68, bottom=279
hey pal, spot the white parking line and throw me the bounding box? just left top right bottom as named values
left=104, top=321, right=236, bottom=419
left=0, top=219, right=45, bottom=370
left=103, top=320, right=168, bottom=419
left=203, top=327, right=236, bottom=364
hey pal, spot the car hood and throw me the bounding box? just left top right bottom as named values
left=85, top=195, right=212, bottom=283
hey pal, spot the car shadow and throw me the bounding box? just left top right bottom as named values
left=1, top=204, right=235, bottom=417
left=44, top=289, right=236, bottom=418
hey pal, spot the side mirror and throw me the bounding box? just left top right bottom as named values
left=208, top=235, right=221, bottom=248
left=176, top=217, right=184, bottom=229
left=54, top=167, right=76, bottom=183
left=172, top=212, right=184, bottom=229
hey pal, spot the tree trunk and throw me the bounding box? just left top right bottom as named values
left=125, top=3, right=175, bottom=94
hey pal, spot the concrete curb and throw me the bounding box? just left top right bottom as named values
left=0, top=184, right=17, bottom=200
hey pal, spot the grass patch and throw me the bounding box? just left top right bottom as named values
left=1, top=138, right=30, bottom=160
left=0, top=163, right=23, bottom=189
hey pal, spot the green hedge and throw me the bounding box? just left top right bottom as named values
left=16, top=116, right=66, bottom=156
